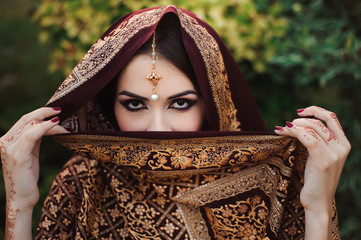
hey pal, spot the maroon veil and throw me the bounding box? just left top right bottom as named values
left=45, top=6, right=265, bottom=132
left=36, top=6, right=340, bottom=240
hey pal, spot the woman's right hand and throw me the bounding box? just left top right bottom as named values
left=0, top=107, right=68, bottom=239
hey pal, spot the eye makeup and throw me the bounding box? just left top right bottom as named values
left=168, top=98, right=198, bottom=111
left=120, top=99, right=147, bottom=112
left=117, top=90, right=200, bottom=112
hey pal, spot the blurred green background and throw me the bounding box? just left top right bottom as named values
left=1, top=0, right=360, bottom=238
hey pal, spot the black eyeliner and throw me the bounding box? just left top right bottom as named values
left=120, top=99, right=147, bottom=112
left=168, top=98, right=198, bottom=111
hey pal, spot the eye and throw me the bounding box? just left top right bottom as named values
left=121, top=100, right=147, bottom=112
left=169, top=98, right=196, bottom=111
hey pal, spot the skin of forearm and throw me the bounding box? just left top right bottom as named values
left=304, top=204, right=333, bottom=240
left=2, top=141, right=34, bottom=240
left=5, top=207, right=33, bottom=240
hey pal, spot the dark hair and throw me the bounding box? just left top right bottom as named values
left=137, top=14, right=197, bottom=87
left=98, top=13, right=199, bottom=129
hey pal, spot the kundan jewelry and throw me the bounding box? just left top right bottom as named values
left=146, top=31, right=162, bottom=101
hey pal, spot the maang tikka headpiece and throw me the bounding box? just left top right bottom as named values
left=146, top=31, right=162, bottom=101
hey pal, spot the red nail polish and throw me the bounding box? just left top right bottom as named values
left=53, top=107, right=61, bottom=111
left=64, top=127, right=72, bottom=132
left=286, top=121, right=294, bottom=128
left=274, top=126, right=283, bottom=130
left=297, top=108, right=304, bottom=113
left=51, top=117, right=59, bottom=123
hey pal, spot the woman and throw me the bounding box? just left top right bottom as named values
left=1, top=6, right=350, bottom=239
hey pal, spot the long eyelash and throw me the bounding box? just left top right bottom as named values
left=120, top=100, right=147, bottom=112
left=169, top=98, right=197, bottom=111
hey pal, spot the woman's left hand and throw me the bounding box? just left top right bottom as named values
left=274, top=106, right=351, bottom=216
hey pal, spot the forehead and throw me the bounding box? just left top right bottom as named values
left=116, top=54, right=195, bottom=94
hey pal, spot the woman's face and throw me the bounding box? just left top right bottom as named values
left=114, top=54, right=204, bottom=131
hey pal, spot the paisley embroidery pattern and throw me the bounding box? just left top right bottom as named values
left=53, top=134, right=295, bottom=171
left=47, top=8, right=166, bottom=105
left=36, top=135, right=341, bottom=239
left=204, top=195, right=270, bottom=239
left=46, top=5, right=240, bottom=131
left=176, top=9, right=240, bottom=131
left=38, top=6, right=341, bottom=240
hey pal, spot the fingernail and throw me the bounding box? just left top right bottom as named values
left=64, top=127, right=72, bottom=132
left=297, top=108, right=304, bottom=113
left=51, top=117, right=60, bottom=123
left=53, top=107, right=61, bottom=111
left=274, top=126, right=284, bottom=130
left=286, top=121, right=294, bottom=128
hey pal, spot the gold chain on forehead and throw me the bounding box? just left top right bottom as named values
left=146, top=31, right=162, bottom=101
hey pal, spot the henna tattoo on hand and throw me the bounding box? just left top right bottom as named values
left=1, top=121, right=40, bottom=239
left=331, top=113, right=343, bottom=130
left=304, top=128, right=321, bottom=142
left=4, top=120, right=38, bottom=143
left=1, top=140, right=20, bottom=239
left=4, top=125, right=26, bottom=143
left=327, top=131, right=336, bottom=142
left=308, top=119, right=337, bottom=142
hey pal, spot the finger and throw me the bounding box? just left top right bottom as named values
left=17, top=117, right=64, bottom=155
left=2, top=121, right=35, bottom=144
left=297, top=106, right=351, bottom=152
left=18, top=107, right=62, bottom=125
left=276, top=122, right=329, bottom=156
left=4, top=107, right=61, bottom=139
left=274, top=125, right=286, bottom=134
left=276, top=121, right=349, bottom=177
left=292, top=118, right=337, bottom=144
left=296, top=106, right=345, bottom=140
left=275, top=122, right=322, bottom=146
left=44, top=125, right=70, bottom=136
left=286, top=122, right=347, bottom=181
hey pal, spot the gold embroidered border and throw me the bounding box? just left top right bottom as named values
left=172, top=163, right=286, bottom=235
left=172, top=164, right=277, bottom=206
left=48, top=8, right=166, bottom=104
left=137, top=166, right=230, bottom=180
left=47, top=5, right=240, bottom=131
left=177, top=9, right=240, bottom=131
left=177, top=203, right=211, bottom=240
left=54, top=134, right=296, bottom=170
left=204, top=195, right=270, bottom=239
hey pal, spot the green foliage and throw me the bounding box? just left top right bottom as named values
left=250, top=1, right=361, bottom=238
left=0, top=1, right=72, bottom=237
left=33, top=0, right=287, bottom=75
left=1, top=0, right=361, bottom=238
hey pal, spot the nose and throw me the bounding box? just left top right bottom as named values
left=146, top=111, right=171, bottom=131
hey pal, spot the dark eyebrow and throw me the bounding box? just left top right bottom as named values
left=118, top=91, right=148, bottom=101
left=167, top=90, right=198, bottom=100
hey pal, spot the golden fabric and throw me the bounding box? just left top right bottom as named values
left=36, top=5, right=341, bottom=239
left=46, top=6, right=241, bottom=131
left=36, top=135, right=340, bottom=239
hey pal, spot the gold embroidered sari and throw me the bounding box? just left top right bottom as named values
left=36, top=6, right=340, bottom=240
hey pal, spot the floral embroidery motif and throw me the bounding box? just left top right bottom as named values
left=47, top=5, right=241, bottom=131
left=54, top=134, right=297, bottom=172
left=277, top=177, right=289, bottom=193
left=171, top=150, right=193, bottom=169
left=205, top=195, right=269, bottom=239
left=161, top=219, right=179, bottom=237
left=36, top=137, right=341, bottom=239
left=177, top=9, right=240, bottom=131
left=47, top=8, right=165, bottom=104
left=41, top=217, right=54, bottom=231
left=38, top=5, right=341, bottom=239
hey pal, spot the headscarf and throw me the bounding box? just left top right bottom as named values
left=38, top=6, right=340, bottom=240
left=45, top=5, right=265, bottom=132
